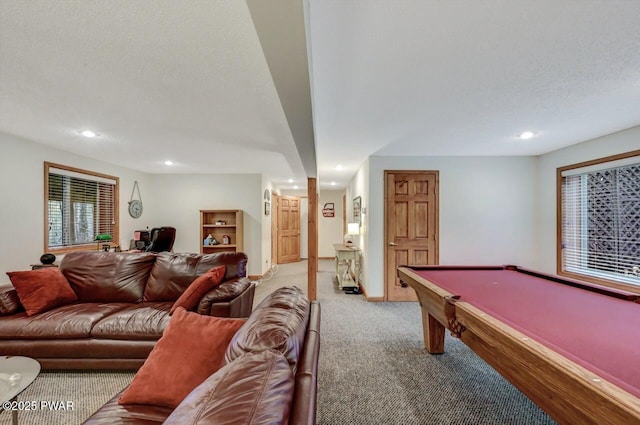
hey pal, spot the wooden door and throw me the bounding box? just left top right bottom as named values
left=385, top=171, right=439, bottom=301
left=277, top=196, right=301, bottom=263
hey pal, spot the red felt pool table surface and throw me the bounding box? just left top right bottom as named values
left=397, top=265, right=640, bottom=425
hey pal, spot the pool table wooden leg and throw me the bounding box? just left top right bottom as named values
left=421, top=310, right=445, bottom=354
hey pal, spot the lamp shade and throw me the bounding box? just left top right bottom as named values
left=347, top=223, right=360, bottom=235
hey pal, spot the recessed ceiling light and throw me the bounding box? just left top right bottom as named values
left=293, top=185, right=299, bottom=189
left=330, top=181, right=336, bottom=186
left=81, top=130, right=97, bottom=138
left=336, top=164, right=344, bottom=170
left=519, top=131, right=535, bottom=140
left=164, top=160, right=173, bottom=166
left=288, top=178, right=294, bottom=183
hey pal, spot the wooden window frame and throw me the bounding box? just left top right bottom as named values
left=556, top=149, right=640, bottom=294
left=44, top=162, right=119, bottom=254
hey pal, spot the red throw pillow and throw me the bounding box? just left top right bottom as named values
left=170, top=266, right=226, bottom=314
left=6, top=268, right=78, bottom=316
left=118, top=307, right=246, bottom=408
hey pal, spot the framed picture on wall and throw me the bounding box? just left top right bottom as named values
left=353, top=196, right=361, bottom=224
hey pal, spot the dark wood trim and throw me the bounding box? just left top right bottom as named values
left=307, top=178, right=318, bottom=301
left=556, top=149, right=640, bottom=293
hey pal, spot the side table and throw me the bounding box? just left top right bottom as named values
left=333, top=244, right=361, bottom=290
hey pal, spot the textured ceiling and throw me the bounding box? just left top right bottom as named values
left=0, top=0, right=306, bottom=188
left=1, top=1, right=640, bottom=191
left=310, top=0, right=640, bottom=186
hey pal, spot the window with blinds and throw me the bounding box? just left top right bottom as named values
left=559, top=152, right=640, bottom=288
left=44, top=162, right=119, bottom=252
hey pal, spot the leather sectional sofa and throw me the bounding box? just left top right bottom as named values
left=83, top=286, right=321, bottom=425
left=0, top=250, right=255, bottom=369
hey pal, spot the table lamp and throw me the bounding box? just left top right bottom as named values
left=344, top=223, right=360, bottom=246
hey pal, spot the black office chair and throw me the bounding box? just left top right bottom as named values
left=145, top=227, right=176, bottom=252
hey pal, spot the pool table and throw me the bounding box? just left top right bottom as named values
left=397, top=265, right=640, bottom=425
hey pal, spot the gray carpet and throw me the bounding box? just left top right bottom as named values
left=1, top=260, right=556, bottom=424
left=0, top=371, right=134, bottom=425
left=310, top=260, right=556, bottom=425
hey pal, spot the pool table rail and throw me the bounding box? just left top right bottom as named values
left=397, top=265, right=640, bottom=425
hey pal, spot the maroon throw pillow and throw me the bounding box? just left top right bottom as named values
left=6, top=268, right=78, bottom=316
left=170, top=266, right=226, bottom=314
left=118, top=307, right=246, bottom=409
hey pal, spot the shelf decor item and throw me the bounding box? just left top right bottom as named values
left=40, top=253, right=56, bottom=264
left=353, top=196, right=362, bottom=225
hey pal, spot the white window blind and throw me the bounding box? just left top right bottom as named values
left=46, top=164, right=117, bottom=250
left=560, top=156, right=640, bottom=286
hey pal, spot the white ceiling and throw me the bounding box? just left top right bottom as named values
left=2, top=1, right=640, bottom=191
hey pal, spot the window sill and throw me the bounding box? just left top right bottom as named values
left=47, top=242, right=119, bottom=255
left=559, top=269, right=640, bottom=295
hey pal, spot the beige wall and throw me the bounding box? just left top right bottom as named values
left=318, top=190, right=345, bottom=258
left=362, top=155, right=539, bottom=299
left=536, top=125, right=640, bottom=274
left=0, top=132, right=149, bottom=279
left=0, top=132, right=268, bottom=281
left=146, top=173, right=263, bottom=275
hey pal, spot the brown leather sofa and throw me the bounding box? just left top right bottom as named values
left=0, top=251, right=255, bottom=370
left=82, top=286, right=320, bottom=425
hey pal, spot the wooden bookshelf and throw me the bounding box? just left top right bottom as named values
left=199, top=210, right=243, bottom=254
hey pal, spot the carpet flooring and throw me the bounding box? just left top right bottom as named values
left=1, top=259, right=556, bottom=425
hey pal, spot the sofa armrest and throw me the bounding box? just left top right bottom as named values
left=0, top=285, right=22, bottom=316
left=196, top=278, right=254, bottom=318
left=289, top=301, right=320, bottom=425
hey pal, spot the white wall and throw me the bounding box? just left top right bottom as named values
left=318, top=190, right=345, bottom=258
left=537, top=126, right=640, bottom=274
left=261, top=178, right=275, bottom=272
left=146, top=174, right=263, bottom=275
left=362, top=155, right=539, bottom=298
left=346, top=161, right=370, bottom=287
left=0, top=132, right=149, bottom=281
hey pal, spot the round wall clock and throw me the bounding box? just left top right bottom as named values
left=128, top=199, right=143, bottom=218
left=128, top=181, right=143, bottom=218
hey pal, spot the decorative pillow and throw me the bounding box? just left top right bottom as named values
left=118, top=307, right=246, bottom=409
left=0, top=288, right=23, bottom=315
left=6, top=268, right=78, bottom=316
left=164, top=350, right=294, bottom=425
left=170, top=266, right=226, bottom=314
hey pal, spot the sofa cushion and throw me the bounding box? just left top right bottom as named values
left=0, top=288, right=22, bottom=315
left=144, top=252, right=247, bottom=302
left=164, top=350, right=295, bottom=425
left=6, top=268, right=78, bottom=316
left=91, top=302, right=173, bottom=340
left=223, top=286, right=310, bottom=372
left=118, top=307, right=246, bottom=409
left=82, top=389, right=172, bottom=425
left=170, top=266, right=226, bottom=314
left=60, top=251, right=156, bottom=303
left=0, top=303, right=130, bottom=339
